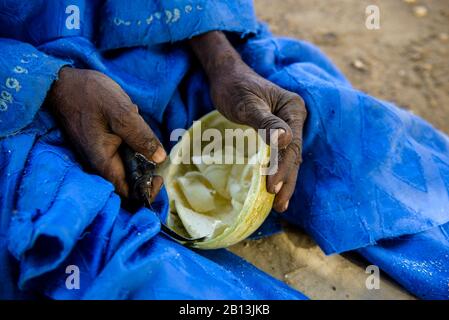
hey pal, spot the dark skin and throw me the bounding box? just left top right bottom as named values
left=190, top=32, right=307, bottom=212
left=47, top=68, right=166, bottom=199
left=47, top=31, right=307, bottom=212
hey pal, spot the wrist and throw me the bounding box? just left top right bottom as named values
left=189, top=31, right=244, bottom=79
left=47, top=66, right=74, bottom=109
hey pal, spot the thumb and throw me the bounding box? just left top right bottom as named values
left=108, top=104, right=167, bottom=164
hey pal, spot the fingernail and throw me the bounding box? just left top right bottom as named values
left=272, top=129, right=283, bottom=140
left=271, top=129, right=286, bottom=148
left=274, top=181, right=283, bottom=193
left=283, top=200, right=289, bottom=211
left=152, top=146, right=167, bottom=163
left=278, top=128, right=289, bottom=145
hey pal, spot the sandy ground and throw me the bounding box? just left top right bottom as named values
left=229, top=0, right=449, bottom=300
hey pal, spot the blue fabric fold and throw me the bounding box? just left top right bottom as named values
left=0, top=1, right=306, bottom=299
left=0, top=0, right=102, bottom=46
left=238, top=36, right=449, bottom=254
left=359, top=222, right=449, bottom=300
left=8, top=140, right=115, bottom=287
left=1, top=119, right=304, bottom=300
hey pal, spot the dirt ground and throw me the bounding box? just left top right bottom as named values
left=230, top=0, right=449, bottom=299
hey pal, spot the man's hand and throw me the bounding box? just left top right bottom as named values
left=190, top=32, right=307, bottom=212
left=47, top=67, right=166, bottom=199
left=211, top=65, right=307, bottom=213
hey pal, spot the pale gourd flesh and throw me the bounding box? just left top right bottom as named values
left=161, top=111, right=275, bottom=249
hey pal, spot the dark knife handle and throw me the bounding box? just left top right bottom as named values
left=121, top=145, right=204, bottom=244
left=120, top=144, right=155, bottom=203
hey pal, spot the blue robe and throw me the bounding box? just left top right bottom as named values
left=0, top=0, right=448, bottom=299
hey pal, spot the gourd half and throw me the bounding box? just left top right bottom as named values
left=159, top=111, right=275, bottom=249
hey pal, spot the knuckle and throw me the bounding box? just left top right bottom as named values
left=147, top=136, right=160, bottom=151
left=118, top=102, right=138, bottom=114
left=297, top=103, right=308, bottom=119
left=281, top=90, right=304, bottom=105
left=90, top=153, right=110, bottom=175
left=276, top=93, right=307, bottom=122
left=130, top=128, right=159, bottom=155
left=84, top=69, right=107, bottom=85
left=130, top=104, right=139, bottom=113
left=288, top=95, right=307, bottom=116
left=259, top=116, right=281, bottom=130
left=230, top=100, right=249, bottom=122
left=140, top=136, right=159, bottom=155
left=112, top=108, right=140, bottom=131
left=287, top=140, right=303, bottom=166
left=292, top=93, right=305, bottom=106
left=112, top=112, right=132, bottom=132
left=273, top=200, right=287, bottom=213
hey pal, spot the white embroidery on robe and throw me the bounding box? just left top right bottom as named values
left=6, top=78, right=21, bottom=92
